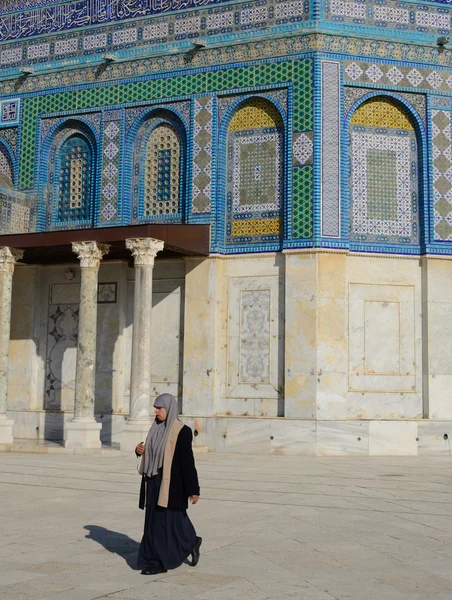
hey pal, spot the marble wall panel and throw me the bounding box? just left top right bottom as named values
left=271, top=419, right=316, bottom=455
left=183, top=258, right=219, bottom=416
left=228, top=275, right=282, bottom=404
left=222, top=417, right=271, bottom=454
left=150, top=279, right=183, bottom=402
left=11, top=410, right=40, bottom=439
left=317, top=421, right=369, bottom=456
left=349, top=283, right=417, bottom=393
left=9, top=266, right=38, bottom=411
left=284, top=253, right=316, bottom=419
left=417, top=421, right=452, bottom=456
left=368, top=420, right=418, bottom=455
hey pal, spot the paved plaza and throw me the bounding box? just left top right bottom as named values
left=1, top=451, right=452, bottom=600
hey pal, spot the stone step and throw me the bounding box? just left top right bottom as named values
left=0, top=439, right=209, bottom=455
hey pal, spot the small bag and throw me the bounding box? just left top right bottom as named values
left=137, top=453, right=144, bottom=475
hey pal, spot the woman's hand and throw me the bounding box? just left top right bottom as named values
left=136, top=442, right=145, bottom=455
left=189, top=495, right=200, bottom=505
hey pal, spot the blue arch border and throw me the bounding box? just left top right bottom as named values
left=124, top=105, right=188, bottom=225
left=342, top=90, right=429, bottom=255
left=213, top=91, right=291, bottom=254
left=0, top=137, right=17, bottom=188
left=37, top=116, right=100, bottom=231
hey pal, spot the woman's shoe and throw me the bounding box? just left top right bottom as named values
left=140, top=566, right=167, bottom=575
left=191, top=536, right=202, bottom=567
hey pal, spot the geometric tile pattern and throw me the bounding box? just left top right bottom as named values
left=0, top=99, right=19, bottom=125
left=226, top=99, right=283, bottom=246
left=349, top=100, right=419, bottom=245
left=144, top=123, right=180, bottom=216
left=0, top=143, right=14, bottom=186
left=431, top=110, right=452, bottom=241
left=192, top=97, right=213, bottom=214
left=219, top=89, right=288, bottom=126
left=0, top=0, right=309, bottom=72
left=321, top=61, right=341, bottom=238
left=40, top=112, right=102, bottom=143
left=18, top=59, right=312, bottom=197
left=344, top=87, right=426, bottom=127
left=100, top=111, right=121, bottom=225
left=42, top=124, right=96, bottom=230
left=0, top=127, right=18, bottom=157
left=131, top=115, right=184, bottom=223
left=292, top=166, right=312, bottom=238
left=56, top=135, right=93, bottom=224
left=345, top=60, right=452, bottom=93
left=325, top=0, right=452, bottom=33
left=293, top=131, right=313, bottom=167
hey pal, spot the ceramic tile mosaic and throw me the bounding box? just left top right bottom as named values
left=0, top=0, right=234, bottom=44
left=292, top=166, right=312, bottom=238
left=219, top=88, right=288, bottom=125
left=321, top=61, right=341, bottom=238
left=0, top=0, right=310, bottom=76
left=20, top=59, right=311, bottom=194
left=349, top=99, right=419, bottom=245
left=345, top=60, right=452, bottom=93
left=225, top=98, right=283, bottom=246
left=192, top=97, right=214, bottom=214
left=431, top=109, right=452, bottom=241
left=325, top=0, right=452, bottom=34
left=130, top=114, right=184, bottom=223
left=40, top=124, right=96, bottom=230
left=344, top=87, right=427, bottom=126
left=293, top=131, right=313, bottom=167
left=0, top=128, right=18, bottom=157
left=99, top=110, right=122, bottom=226
left=0, top=99, right=20, bottom=126
left=0, top=145, right=14, bottom=186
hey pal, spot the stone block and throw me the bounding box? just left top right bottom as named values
left=64, top=421, right=102, bottom=449
left=0, top=419, right=14, bottom=444
left=368, top=420, right=418, bottom=456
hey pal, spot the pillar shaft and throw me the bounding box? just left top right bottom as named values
left=0, top=247, right=23, bottom=420
left=126, top=238, right=164, bottom=422
left=72, top=242, right=109, bottom=422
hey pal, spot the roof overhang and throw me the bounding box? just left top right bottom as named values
left=0, top=224, right=210, bottom=264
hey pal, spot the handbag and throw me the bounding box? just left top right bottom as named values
left=137, top=453, right=144, bottom=475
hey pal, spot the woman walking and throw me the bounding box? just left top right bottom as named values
left=135, top=393, right=202, bottom=575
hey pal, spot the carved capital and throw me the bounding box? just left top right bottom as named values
left=126, top=237, right=164, bottom=266
left=0, top=247, right=24, bottom=273
left=72, top=241, right=110, bottom=268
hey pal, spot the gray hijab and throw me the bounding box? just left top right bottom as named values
left=144, top=393, right=179, bottom=478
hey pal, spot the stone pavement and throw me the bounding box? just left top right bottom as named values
left=1, top=452, right=452, bottom=600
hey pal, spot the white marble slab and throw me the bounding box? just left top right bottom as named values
left=316, top=420, right=369, bottom=456
left=223, top=417, right=271, bottom=454
left=368, top=420, right=418, bottom=456
left=270, top=419, right=316, bottom=455
left=417, top=421, right=452, bottom=455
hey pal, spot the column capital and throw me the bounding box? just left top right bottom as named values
left=126, top=237, right=164, bottom=266
left=72, top=241, right=110, bottom=268
left=0, top=247, right=24, bottom=273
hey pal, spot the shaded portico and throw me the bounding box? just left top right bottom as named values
left=0, top=224, right=209, bottom=449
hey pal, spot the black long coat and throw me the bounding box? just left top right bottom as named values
left=140, top=425, right=200, bottom=511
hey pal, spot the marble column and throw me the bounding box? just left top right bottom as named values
left=121, top=237, right=164, bottom=451
left=64, top=241, right=109, bottom=449
left=0, top=247, right=23, bottom=444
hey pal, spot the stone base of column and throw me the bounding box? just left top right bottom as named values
left=64, top=421, right=102, bottom=449
left=0, top=419, right=14, bottom=444
left=121, top=420, right=152, bottom=452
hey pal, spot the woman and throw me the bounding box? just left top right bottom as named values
left=135, top=393, right=201, bottom=576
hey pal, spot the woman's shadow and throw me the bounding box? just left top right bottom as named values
left=84, top=525, right=140, bottom=570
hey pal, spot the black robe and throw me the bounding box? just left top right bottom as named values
left=137, top=425, right=200, bottom=570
